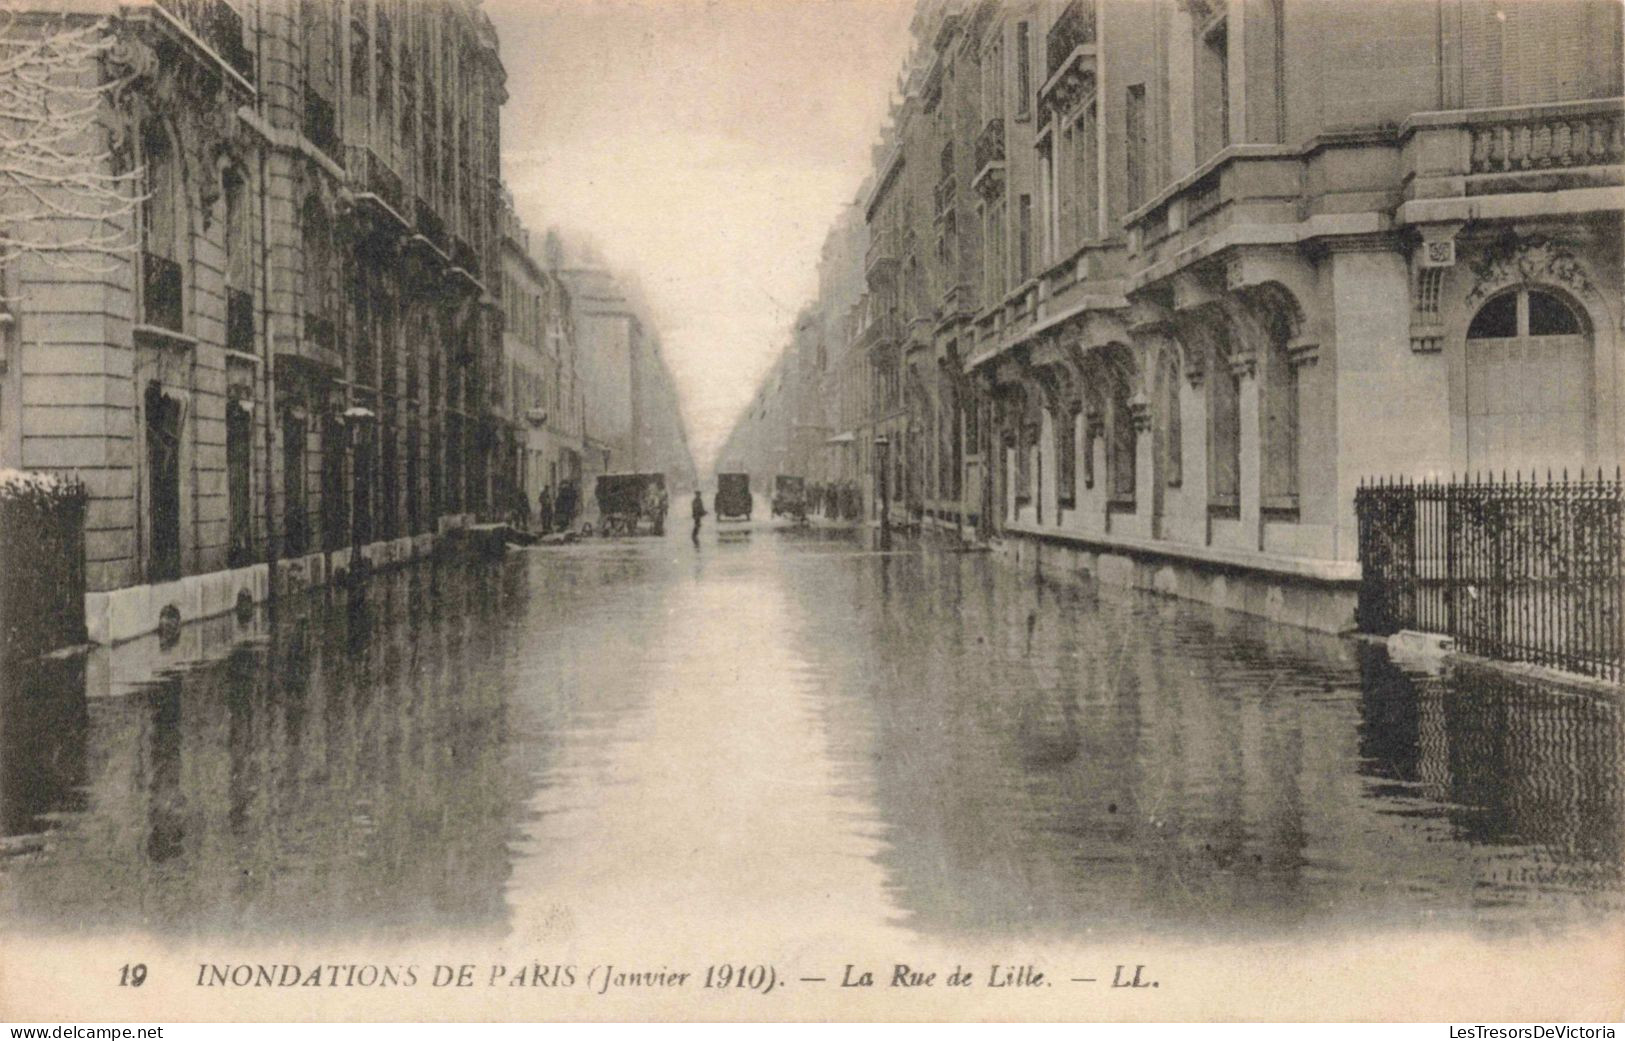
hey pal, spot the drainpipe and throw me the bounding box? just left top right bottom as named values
left=254, top=0, right=279, bottom=600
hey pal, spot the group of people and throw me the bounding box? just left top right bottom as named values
left=532, top=480, right=579, bottom=536
left=807, top=480, right=863, bottom=522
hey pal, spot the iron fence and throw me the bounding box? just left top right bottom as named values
left=1356, top=470, right=1624, bottom=682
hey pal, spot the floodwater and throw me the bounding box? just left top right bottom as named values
left=1, top=523, right=1621, bottom=945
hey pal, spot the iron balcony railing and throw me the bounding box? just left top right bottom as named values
left=974, top=117, right=1006, bottom=177
left=303, top=93, right=339, bottom=161
left=452, top=235, right=479, bottom=277
left=865, top=225, right=898, bottom=278
left=346, top=145, right=406, bottom=216
left=1356, top=470, right=1625, bottom=682
left=415, top=196, right=449, bottom=255
left=1046, top=0, right=1096, bottom=81
left=153, top=0, right=253, bottom=81
left=142, top=252, right=183, bottom=333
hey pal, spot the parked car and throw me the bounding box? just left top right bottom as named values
left=771, top=475, right=807, bottom=520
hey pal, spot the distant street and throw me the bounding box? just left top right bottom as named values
left=2, top=522, right=1619, bottom=945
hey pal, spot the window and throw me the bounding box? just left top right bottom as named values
left=144, top=382, right=183, bottom=582
left=1125, top=84, right=1147, bottom=211
left=1079, top=99, right=1098, bottom=241
left=1056, top=404, right=1077, bottom=507
left=301, top=196, right=334, bottom=342
left=282, top=410, right=308, bottom=555
left=139, top=123, right=183, bottom=332
left=1018, top=194, right=1033, bottom=282
left=1262, top=338, right=1298, bottom=506
left=224, top=169, right=253, bottom=354
left=1162, top=348, right=1183, bottom=487
left=350, top=0, right=370, bottom=98
left=1462, top=0, right=1622, bottom=108
left=1015, top=420, right=1033, bottom=503
left=1197, top=17, right=1230, bottom=162
left=1015, top=21, right=1031, bottom=119
left=1106, top=356, right=1136, bottom=505
left=1464, top=288, right=1593, bottom=475
left=1208, top=335, right=1240, bottom=511
left=227, top=393, right=253, bottom=566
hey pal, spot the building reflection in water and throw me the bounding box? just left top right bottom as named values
left=0, top=563, right=529, bottom=940
left=0, top=532, right=1620, bottom=943
left=779, top=538, right=1624, bottom=941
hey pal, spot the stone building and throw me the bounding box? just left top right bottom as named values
left=498, top=198, right=585, bottom=516
left=0, top=0, right=509, bottom=643
left=733, top=0, right=1622, bottom=632
left=971, top=0, right=1622, bottom=630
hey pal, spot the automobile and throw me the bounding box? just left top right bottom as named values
left=770, top=475, right=807, bottom=521
left=593, top=472, right=668, bottom=537
left=714, top=472, right=752, bottom=522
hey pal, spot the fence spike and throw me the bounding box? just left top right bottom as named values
left=1562, top=467, right=1569, bottom=484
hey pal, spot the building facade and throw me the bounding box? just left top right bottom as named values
left=725, top=0, right=1624, bottom=632
left=498, top=196, right=586, bottom=515
left=0, top=0, right=511, bottom=644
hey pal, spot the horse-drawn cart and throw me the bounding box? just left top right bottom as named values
left=594, top=473, right=668, bottom=537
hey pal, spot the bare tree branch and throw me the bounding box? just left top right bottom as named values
left=0, top=2, right=140, bottom=293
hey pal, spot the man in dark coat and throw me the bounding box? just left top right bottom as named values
left=690, top=489, right=707, bottom=545
left=537, top=486, right=554, bottom=535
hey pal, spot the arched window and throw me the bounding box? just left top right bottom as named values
left=1104, top=351, right=1136, bottom=506
left=1465, top=287, right=1592, bottom=475
left=1161, top=347, right=1182, bottom=487
left=1207, top=324, right=1241, bottom=512
left=1262, top=334, right=1299, bottom=506
left=139, top=123, right=183, bottom=332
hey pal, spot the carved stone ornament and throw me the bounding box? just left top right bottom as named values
left=1128, top=394, right=1153, bottom=433
left=1466, top=234, right=1597, bottom=307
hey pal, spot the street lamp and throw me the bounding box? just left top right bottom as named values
left=874, top=433, right=890, bottom=551
left=341, top=405, right=376, bottom=592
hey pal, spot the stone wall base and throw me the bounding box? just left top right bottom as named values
left=85, top=526, right=464, bottom=646
left=996, top=531, right=1358, bottom=634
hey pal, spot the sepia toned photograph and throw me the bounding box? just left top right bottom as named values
left=0, top=0, right=1621, bottom=1024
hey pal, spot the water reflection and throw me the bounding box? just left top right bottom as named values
left=0, top=528, right=1620, bottom=943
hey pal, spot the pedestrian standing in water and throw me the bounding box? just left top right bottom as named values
left=690, top=489, right=707, bottom=545
left=537, top=485, right=554, bottom=535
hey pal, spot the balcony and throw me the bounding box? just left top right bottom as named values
left=303, top=93, right=338, bottom=162
left=855, top=312, right=899, bottom=352
left=939, top=281, right=974, bottom=320
left=346, top=145, right=406, bottom=218
left=1122, top=141, right=1309, bottom=278
left=972, top=117, right=1005, bottom=196
left=141, top=252, right=182, bottom=334
left=138, top=0, right=253, bottom=88
left=1045, top=0, right=1096, bottom=82
left=302, top=312, right=342, bottom=373
left=933, top=174, right=956, bottom=221
left=414, top=197, right=449, bottom=256
left=1404, top=97, right=1624, bottom=201
left=865, top=225, right=899, bottom=281
left=226, top=287, right=253, bottom=354
left=452, top=236, right=479, bottom=277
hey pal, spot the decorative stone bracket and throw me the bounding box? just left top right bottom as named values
left=1410, top=222, right=1460, bottom=353
left=1128, top=394, right=1152, bottom=433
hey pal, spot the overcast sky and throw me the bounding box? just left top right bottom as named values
left=487, top=0, right=914, bottom=473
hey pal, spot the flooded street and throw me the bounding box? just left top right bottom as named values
left=2, top=526, right=1621, bottom=945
